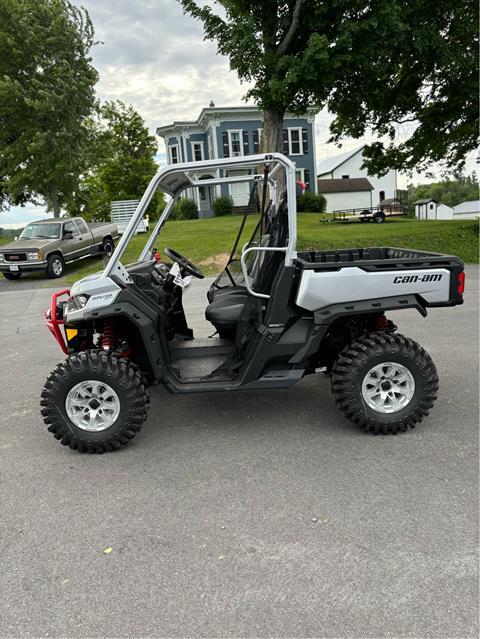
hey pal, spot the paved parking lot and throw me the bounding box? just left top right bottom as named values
left=0, top=268, right=478, bottom=638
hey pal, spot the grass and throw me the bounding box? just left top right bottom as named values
left=2, top=215, right=475, bottom=284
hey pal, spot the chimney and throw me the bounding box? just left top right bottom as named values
left=209, top=100, right=215, bottom=108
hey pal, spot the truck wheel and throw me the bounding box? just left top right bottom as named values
left=3, top=272, right=21, bottom=280
left=372, top=212, right=385, bottom=223
left=46, top=254, right=65, bottom=278
left=102, top=238, right=114, bottom=257
left=40, top=350, right=150, bottom=453
left=331, top=332, right=438, bottom=434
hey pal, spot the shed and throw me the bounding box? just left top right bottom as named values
left=414, top=198, right=453, bottom=220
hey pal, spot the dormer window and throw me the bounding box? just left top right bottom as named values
left=228, top=130, right=243, bottom=157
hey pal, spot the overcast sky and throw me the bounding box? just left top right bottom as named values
left=3, top=0, right=476, bottom=226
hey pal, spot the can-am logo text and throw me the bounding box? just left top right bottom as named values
left=393, top=273, right=443, bottom=284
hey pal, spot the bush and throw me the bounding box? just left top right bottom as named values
left=172, top=198, right=198, bottom=220
left=212, top=196, right=233, bottom=216
left=297, top=191, right=326, bottom=213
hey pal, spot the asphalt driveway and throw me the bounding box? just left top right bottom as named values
left=0, top=268, right=478, bottom=638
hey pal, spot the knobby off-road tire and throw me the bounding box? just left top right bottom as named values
left=331, top=332, right=439, bottom=434
left=41, top=350, right=150, bottom=453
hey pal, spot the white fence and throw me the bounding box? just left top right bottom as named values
left=110, top=200, right=149, bottom=234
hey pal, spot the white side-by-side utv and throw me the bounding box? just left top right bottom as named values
left=41, top=153, right=465, bottom=453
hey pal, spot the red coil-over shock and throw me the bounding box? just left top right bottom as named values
left=373, top=313, right=396, bottom=332
left=100, top=319, right=117, bottom=351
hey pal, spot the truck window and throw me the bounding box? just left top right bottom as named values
left=64, top=221, right=79, bottom=237
left=76, top=219, right=88, bottom=234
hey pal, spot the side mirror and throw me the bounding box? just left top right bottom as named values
left=64, top=230, right=73, bottom=239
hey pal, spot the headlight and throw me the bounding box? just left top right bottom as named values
left=0, top=253, right=4, bottom=262
left=27, top=251, right=42, bottom=261
left=73, top=294, right=90, bottom=309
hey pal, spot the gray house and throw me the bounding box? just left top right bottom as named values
left=156, top=104, right=318, bottom=214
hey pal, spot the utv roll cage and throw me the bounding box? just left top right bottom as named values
left=102, top=153, right=298, bottom=295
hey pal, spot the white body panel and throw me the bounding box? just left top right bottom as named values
left=296, top=267, right=451, bottom=311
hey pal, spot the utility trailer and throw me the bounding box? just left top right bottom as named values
left=40, top=153, right=465, bottom=454
left=331, top=204, right=407, bottom=224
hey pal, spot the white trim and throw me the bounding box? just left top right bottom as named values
left=191, top=140, right=205, bottom=162
left=311, top=121, right=318, bottom=193
left=168, top=144, right=180, bottom=165
left=227, top=129, right=243, bottom=157
left=211, top=125, right=218, bottom=159
left=181, top=135, right=188, bottom=163
left=288, top=127, right=303, bottom=156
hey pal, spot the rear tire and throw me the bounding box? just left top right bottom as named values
left=3, top=272, right=21, bottom=280
left=102, top=238, right=114, bottom=257
left=331, top=332, right=438, bottom=434
left=41, top=350, right=150, bottom=453
left=46, top=254, right=65, bottom=278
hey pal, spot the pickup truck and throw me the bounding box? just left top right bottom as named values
left=0, top=217, right=119, bottom=280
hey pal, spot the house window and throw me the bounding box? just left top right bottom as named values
left=430, top=203, right=434, bottom=209
left=342, top=175, right=350, bottom=179
left=169, top=144, right=179, bottom=164
left=228, top=130, right=243, bottom=157
left=191, top=141, right=204, bottom=162
left=379, top=190, right=385, bottom=202
left=288, top=128, right=303, bottom=155
left=295, top=169, right=305, bottom=183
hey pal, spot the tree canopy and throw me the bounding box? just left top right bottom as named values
left=67, top=101, right=162, bottom=221
left=0, top=0, right=98, bottom=216
left=180, top=0, right=478, bottom=174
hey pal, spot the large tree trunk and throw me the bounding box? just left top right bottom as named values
left=261, top=109, right=285, bottom=153
left=259, top=109, right=286, bottom=206
left=49, top=181, right=61, bottom=217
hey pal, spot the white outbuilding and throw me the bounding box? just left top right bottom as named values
left=414, top=199, right=454, bottom=220
left=415, top=198, right=480, bottom=220
left=452, top=200, right=480, bottom=219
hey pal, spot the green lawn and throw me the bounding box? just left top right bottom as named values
left=11, top=214, right=476, bottom=284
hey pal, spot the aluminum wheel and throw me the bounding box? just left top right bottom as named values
left=361, top=362, right=415, bottom=414
left=52, top=258, right=63, bottom=276
left=65, top=380, right=120, bottom=431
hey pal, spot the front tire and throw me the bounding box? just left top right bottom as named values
left=46, top=254, right=65, bottom=278
left=331, top=332, right=438, bottom=434
left=40, top=350, right=149, bottom=453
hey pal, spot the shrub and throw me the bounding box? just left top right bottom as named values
left=212, top=196, right=233, bottom=216
left=298, top=191, right=326, bottom=213
left=172, top=198, right=198, bottom=220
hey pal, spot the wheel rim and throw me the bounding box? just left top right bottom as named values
left=65, top=380, right=120, bottom=431
left=52, top=258, right=63, bottom=276
left=361, top=362, right=415, bottom=414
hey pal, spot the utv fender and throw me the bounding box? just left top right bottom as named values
left=82, top=286, right=168, bottom=381
left=289, top=294, right=427, bottom=365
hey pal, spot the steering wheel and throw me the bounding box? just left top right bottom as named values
left=164, top=247, right=204, bottom=279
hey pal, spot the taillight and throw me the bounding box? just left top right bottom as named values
left=457, top=271, right=465, bottom=295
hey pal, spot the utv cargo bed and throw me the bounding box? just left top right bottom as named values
left=295, top=247, right=465, bottom=310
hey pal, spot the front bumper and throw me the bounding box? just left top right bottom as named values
left=0, top=260, right=47, bottom=273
